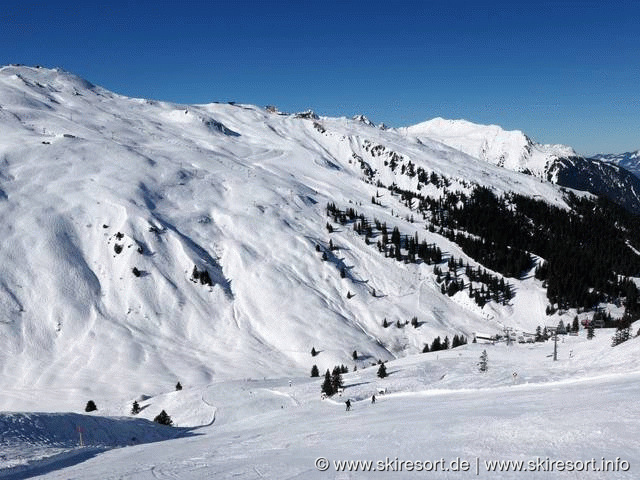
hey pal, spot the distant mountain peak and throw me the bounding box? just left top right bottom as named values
left=352, top=114, right=375, bottom=127
left=592, top=150, right=640, bottom=179
left=0, top=64, right=98, bottom=94
left=398, top=117, right=575, bottom=178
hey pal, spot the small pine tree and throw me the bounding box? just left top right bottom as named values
left=377, top=363, right=387, bottom=378
left=199, top=269, right=212, bottom=286
left=535, top=326, right=543, bottom=342
left=311, top=347, right=318, bottom=357
left=352, top=350, right=358, bottom=360
left=85, top=400, right=97, bottom=412
left=311, top=365, right=319, bottom=377
left=331, top=370, right=343, bottom=392
left=587, top=322, right=595, bottom=340
left=175, top=382, right=182, bottom=391
left=154, top=410, right=173, bottom=426
left=422, top=343, right=430, bottom=353
left=478, top=350, right=488, bottom=372
left=132, top=267, right=141, bottom=277
left=612, top=322, right=631, bottom=346
left=191, top=265, right=200, bottom=281
left=321, top=370, right=334, bottom=396
left=382, top=318, right=389, bottom=328
left=131, top=400, right=141, bottom=415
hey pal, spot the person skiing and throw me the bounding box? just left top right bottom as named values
left=345, top=399, right=351, bottom=411
left=371, top=394, right=376, bottom=404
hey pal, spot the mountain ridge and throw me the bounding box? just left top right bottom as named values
left=0, top=65, right=637, bottom=412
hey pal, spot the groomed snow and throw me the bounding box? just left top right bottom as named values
left=3, top=327, right=639, bottom=479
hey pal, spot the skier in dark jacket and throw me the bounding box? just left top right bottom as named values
left=345, top=399, right=351, bottom=411
left=371, top=394, right=376, bottom=404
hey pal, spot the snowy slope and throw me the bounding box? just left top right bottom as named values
left=399, top=117, right=575, bottom=178
left=0, top=65, right=607, bottom=417
left=4, top=328, right=640, bottom=479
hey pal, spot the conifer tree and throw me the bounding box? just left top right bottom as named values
left=321, top=370, right=334, bottom=396
left=478, top=350, right=488, bottom=372
left=154, top=410, right=173, bottom=426
left=131, top=400, right=141, bottom=415
left=175, top=382, right=182, bottom=391
left=377, top=363, right=387, bottom=378
left=535, top=326, right=543, bottom=342
left=85, top=400, right=97, bottom=412
left=311, top=365, right=319, bottom=377
left=199, top=269, right=212, bottom=286
left=191, top=265, right=200, bottom=281
left=331, top=369, right=343, bottom=392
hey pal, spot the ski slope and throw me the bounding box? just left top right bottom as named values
left=2, top=328, right=639, bottom=479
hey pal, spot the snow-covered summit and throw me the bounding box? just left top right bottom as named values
left=399, top=117, right=576, bottom=178
left=352, top=114, right=375, bottom=127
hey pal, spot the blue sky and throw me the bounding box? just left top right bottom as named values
left=2, top=1, right=638, bottom=154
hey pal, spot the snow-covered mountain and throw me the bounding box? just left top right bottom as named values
left=593, top=150, right=640, bottom=177
left=399, top=117, right=576, bottom=177
left=0, top=65, right=638, bottom=417
left=0, top=66, right=564, bottom=409
left=3, top=65, right=640, bottom=479
left=400, top=118, right=640, bottom=213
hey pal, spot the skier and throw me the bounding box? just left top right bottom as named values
left=371, top=394, right=376, bottom=404
left=345, top=399, right=351, bottom=411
